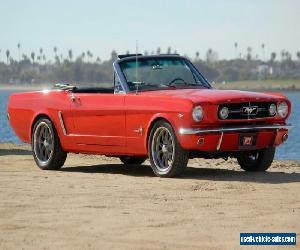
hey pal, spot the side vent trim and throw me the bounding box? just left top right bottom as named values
left=58, top=111, right=67, bottom=135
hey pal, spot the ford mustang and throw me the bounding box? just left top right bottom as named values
left=7, top=54, right=292, bottom=177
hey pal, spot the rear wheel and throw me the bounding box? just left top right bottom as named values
left=237, top=147, right=275, bottom=172
left=148, top=120, right=189, bottom=177
left=119, top=156, right=147, bottom=165
left=32, top=118, right=67, bottom=170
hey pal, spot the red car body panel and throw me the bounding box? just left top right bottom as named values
left=7, top=88, right=291, bottom=156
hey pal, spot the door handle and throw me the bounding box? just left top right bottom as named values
left=70, top=94, right=80, bottom=102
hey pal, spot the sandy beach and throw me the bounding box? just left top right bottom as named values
left=0, top=143, right=299, bottom=249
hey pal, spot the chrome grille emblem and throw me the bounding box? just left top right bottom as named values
left=242, top=106, right=258, bottom=115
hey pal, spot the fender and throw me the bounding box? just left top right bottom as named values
left=144, top=112, right=187, bottom=152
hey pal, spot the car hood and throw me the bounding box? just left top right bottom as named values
left=139, top=88, right=285, bottom=104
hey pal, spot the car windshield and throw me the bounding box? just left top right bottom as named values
left=119, top=57, right=210, bottom=91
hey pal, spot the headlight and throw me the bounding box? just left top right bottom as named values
left=269, top=103, right=277, bottom=116
left=219, top=107, right=229, bottom=120
left=192, top=106, right=204, bottom=122
left=278, top=102, right=288, bottom=118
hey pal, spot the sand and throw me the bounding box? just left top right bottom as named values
left=0, top=143, right=299, bottom=249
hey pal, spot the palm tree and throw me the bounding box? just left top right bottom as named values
left=206, top=48, right=213, bottom=63
left=296, top=51, right=300, bottom=61
left=246, top=47, right=252, bottom=61
left=6, top=49, right=10, bottom=64
left=285, top=51, right=291, bottom=61
left=81, top=52, right=85, bottom=62
left=31, top=52, right=35, bottom=63
left=68, top=49, right=73, bottom=61
left=270, top=52, right=276, bottom=63
left=86, top=50, right=91, bottom=62
left=96, top=57, right=101, bottom=63
left=87, top=51, right=93, bottom=62
left=234, top=42, right=238, bottom=58
left=195, top=51, right=200, bottom=60
left=53, top=47, right=58, bottom=58
left=261, top=43, right=265, bottom=61
left=17, top=43, right=21, bottom=61
left=280, top=50, right=286, bottom=61
left=39, top=48, right=43, bottom=61
left=0, top=49, right=1, bottom=62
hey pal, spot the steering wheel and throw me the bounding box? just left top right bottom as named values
left=167, top=78, right=188, bottom=86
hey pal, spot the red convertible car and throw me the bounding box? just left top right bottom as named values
left=8, top=54, right=292, bottom=177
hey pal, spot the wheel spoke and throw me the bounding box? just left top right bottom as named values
left=34, top=122, right=53, bottom=164
left=151, top=126, right=175, bottom=171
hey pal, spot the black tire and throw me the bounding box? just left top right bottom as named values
left=32, top=118, right=67, bottom=170
left=237, top=147, right=275, bottom=172
left=119, top=156, right=147, bottom=165
left=148, top=120, right=189, bottom=177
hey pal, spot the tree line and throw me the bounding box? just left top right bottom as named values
left=0, top=43, right=299, bottom=85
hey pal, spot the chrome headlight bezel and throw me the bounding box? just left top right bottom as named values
left=219, top=106, right=229, bottom=120
left=269, top=103, right=277, bottom=117
left=192, top=105, right=204, bottom=122
left=277, top=101, right=289, bottom=118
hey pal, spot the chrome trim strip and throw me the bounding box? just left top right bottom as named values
left=113, top=61, right=130, bottom=93
left=179, top=124, right=293, bottom=135
left=216, top=132, right=224, bottom=150
left=58, top=111, right=67, bottom=135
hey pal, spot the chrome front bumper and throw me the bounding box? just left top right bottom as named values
left=179, top=124, right=293, bottom=135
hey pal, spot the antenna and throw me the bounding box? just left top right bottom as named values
left=135, top=40, right=139, bottom=94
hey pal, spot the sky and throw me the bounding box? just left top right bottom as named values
left=0, top=0, right=299, bottom=61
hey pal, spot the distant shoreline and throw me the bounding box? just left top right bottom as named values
left=1, top=79, right=300, bottom=92
left=214, top=79, right=300, bottom=91
left=0, top=84, right=51, bottom=91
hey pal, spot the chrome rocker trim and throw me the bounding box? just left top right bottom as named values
left=179, top=124, right=293, bottom=135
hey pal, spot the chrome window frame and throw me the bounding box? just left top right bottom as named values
left=113, top=55, right=211, bottom=94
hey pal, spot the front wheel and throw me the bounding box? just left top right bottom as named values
left=32, top=118, right=67, bottom=170
left=148, top=120, right=189, bottom=177
left=237, top=147, right=275, bottom=172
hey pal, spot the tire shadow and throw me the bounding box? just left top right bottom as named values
left=60, top=163, right=300, bottom=184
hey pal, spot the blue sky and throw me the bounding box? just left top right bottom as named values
left=0, top=0, right=299, bottom=61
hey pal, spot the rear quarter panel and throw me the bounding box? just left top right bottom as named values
left=7, top=90, right=73, bottom=149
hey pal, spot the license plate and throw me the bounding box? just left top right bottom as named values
left=239, top=133, right=257, bottom=149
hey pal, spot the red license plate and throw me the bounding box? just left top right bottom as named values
left=239, top=133, right=257, bottom=149
left=243, top=136, right=253, bottom=146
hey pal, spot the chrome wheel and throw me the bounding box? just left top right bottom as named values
left=151, top=127, right=175, bottom=172
left=33, top=122, right=54, bottom=166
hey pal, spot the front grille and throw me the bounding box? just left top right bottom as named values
left=218, top=102, right=276, bottom=120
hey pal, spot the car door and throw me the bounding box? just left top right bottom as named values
left=70, top=92, right=126, bottom=147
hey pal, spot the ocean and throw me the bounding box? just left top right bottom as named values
left=1, top=89, right=299, bottom=160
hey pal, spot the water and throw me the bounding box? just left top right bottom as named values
left=0, top=89, right=299, bottom=160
